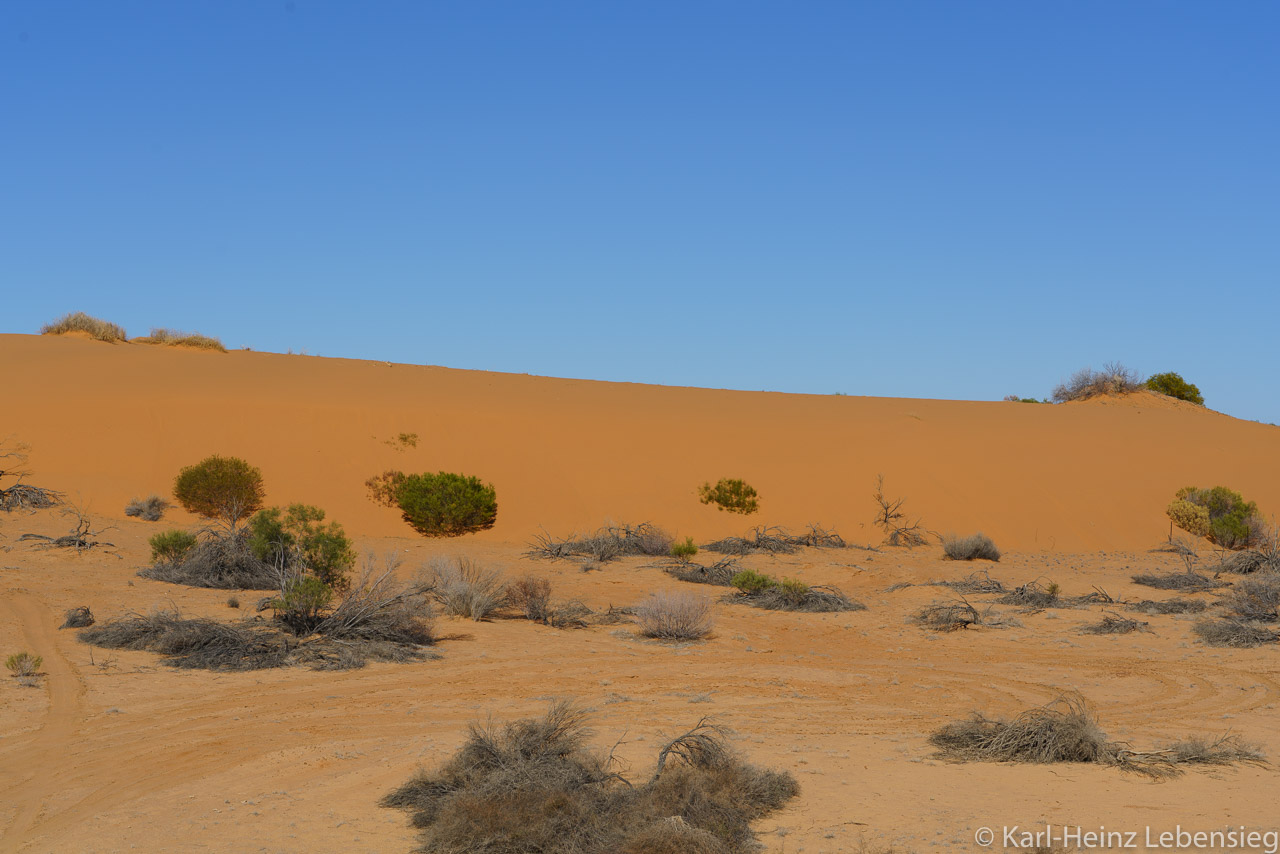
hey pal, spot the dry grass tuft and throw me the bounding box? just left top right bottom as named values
left=125, top=495, right=169, bottom=521
left=1192, top=618, right=1279, bottom=648
left=941, top=533, right=1001, bottom=562
left=1079, top=613, right=1151, bottom=635
left=527, top=522, right=674, bottom=563
left=997, top=579, right=1061, bottom=608
left=40, top=311, right=127, bottom=342
left=380, top=702, right=798, bottom=853
left=663, top=557, right=740, bottom=587
left=508, top=575, right=553, bottom=622
left=704, top=526, right=798, bottom=556
left=633, top=591, right=715, bottom=640
left=1051, top=362, right=1144, bottom=402
left=60, top=606, right=95, bottom=629
left=915, top=602, right=981, bottom=632
left=134, top=328, right=227, bottom=351
left=1131, top=570, right=1226, bottom=591
left=1125, top=598, right=1207, bottom=616
left=933, top=570, right=1007, bottom=594
left=1220, top=574, right=1280, bottom=621
left=428, top=556, right=506, bottom=620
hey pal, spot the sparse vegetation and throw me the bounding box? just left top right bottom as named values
left=1166, top=486, right=1264, bottom=550
left=1146, top=372, right=1204, bottom=405
left=428, top=556, right=506, bottom=620
left=1130, top=570, right=1225, bottom=591
left=18, top=504, right=115, bottom=551
left=872, top=475, right=932, bottom=547
left=40, top=311, right=127, bottom=342
left=60, top=606, right=95, bottom=629
left=508, top=575, right=553, bottom=622
left=941, top=532, right=1000, bottom=561
left=915, top=601, right=981, bottom=632
left=172, top=455, right=265, bottom=530
left=1125, top=598, right=1207, bottom=616
left=0, top=440, right=62, bottom=512
left=528, top=522, right=674, bottom=563
left=1193, top=618, right=1280, bottom=648
left=930, top=692, right=1263, bottom=777
left=1220, top=575, right=1280, bottom=622
left=248, top=504, right=355, bottom=590
left=1051, top=362, right=1144, bottom=402
left=149, top=529, right=198, bottom=564
left=371, top=470, right=498, bottom=537
left=135, top=328, right=226, bottom=351
left=1080, top=614, right=1150, bottom=635
left=140, top=529, right=277, bottom=590
left=698, top=478, right=760, bottom=515
left=670, top=536, right=698, bottom=561
left=664, top=556, right=740, bottom=587
left=998, top=579, right=1061, bottom=608
left=380, top=702, right=798, bottom=854
left=125, top=495, right=169, bottom=521
left=633, top=590, right=715, bottom=640
left=6, top=651, right=44, bottom=679
left=728, top=569, right=864, bottom=613
left=933, top=570, right=1006, bottom=594
left=1003, top=395, right=1049, bottom=403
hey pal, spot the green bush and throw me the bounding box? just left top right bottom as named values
left=5, top=651, right=43, bottom=677
left=393, top=471, right=497, bottom=537
left=730, top=569, right=777, bottom=594
left=1168, top=486, right=1263, bottom=549
left=270, top=576, right=333, bottom=633
left=149, top=529, right=198, bottom=564
left=173, top=455, right=265, bottom=528
left=670, top=536, right=698, bottom=561
left=698, top=478, right=759, bottom=515
left=1146, top=372, right=1204, bottom=405
left=248, top=504, right=355, bottom=590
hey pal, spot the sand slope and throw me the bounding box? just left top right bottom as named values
left=3, top=333, right=1278, bottom=550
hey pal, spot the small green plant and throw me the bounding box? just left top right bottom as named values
left=1003, top=395, right=1050, bottom=403
left=670, top=536, right=698, bottom=561
left=387, top=471, right=498, bottom=537
left=730, top=569, right=778, bottom=594
left=385, top=432, right=419, bottom=449
left=40, top=311, right=127, bottom=342
left=698, top=478, right=759, bottom=515
left=1167, top=486, right=1263, bottom=549
left=271, top=576, right=334, bottom=632
left=173, top=455, right=266, bottom=529
left=366, top=470, right=407, bottom=507
left=1146, top=372, right=1204, bottom=405
left=248, top=504, right=355, bottom=590
left=6, top=651, right=43, bottom=678
left=149, top=529, right=198, bottom=564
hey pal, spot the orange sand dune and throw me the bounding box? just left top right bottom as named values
left=4, top=333, right=1277, bottom=550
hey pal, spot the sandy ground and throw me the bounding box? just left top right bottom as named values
left=3, top=334, right=1280, bottom=853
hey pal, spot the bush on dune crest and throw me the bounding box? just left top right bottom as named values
left=134, top=328, right=226, bottom=351
left=40, top=312, right=127, bottom=342
left=1051, top=362, right=1144, bottom=402
left=380, top=701, right=798, bottom=854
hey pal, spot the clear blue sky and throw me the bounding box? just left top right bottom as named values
left=3, top=2, right=1277, bottom=422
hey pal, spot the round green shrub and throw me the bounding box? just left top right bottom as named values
left=670, top=536, right=698, bottom=561
left=149, top=529, right=198, bottom=564
left=393, top=471, right=497, bottom=537
left=698, top=478, right=759, bottom=515
left=271, top=576, right=333, bottom=633
left=248, top=504, right=355, bottom=591
left=730, top=569, right=777, bottom=594
left=1167, top=486, right=1262, bottom=549
left=173, top=455, right=265, bottom=527
left=1146, top=372, right=1204, bottom=405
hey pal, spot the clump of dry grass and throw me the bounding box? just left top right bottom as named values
left=380, top=702, right=798, bottom=853
left=6, top=652, right=44, bottom=684
left=527, top=523, right=674, bottom=563
left=1125, top=598, right=1207, bottom=615
left=40, top=311, right=127, bottom=342
left=941, top=533, right=1001, bottom=562
left=1051, top=362, right=1144, bottom=402
left=933, top=570, right=1007, bottom=594
left=633, top=591, right=715, bottom=641
left=915, top=602, right=981, bottom=632
left=997, top=579, right=1061, bottom=608
left=729, top=572, right=866, bottom=613
left=60, top=606, right=95, bottom=629
left=1079, top=613, right=1151, bottom=635
left=138, top=530, right=278, bottom=590
left=428, top=556, right=506, bottom=620
left=79, top=610, right=291, bottom=671
left=704, top=526, right=799, bottom=556
left=1219, top=575, right=1280, bottom=621
left=663, top=557, right=740, bottom=587
left=1131, top=570, right=1226, bottom=591
left=508, top=575, right=553, bottom=621
left=1193, top=618, right=1280, bottom=648
left=134, top=328, right=227, bottom=351
left=930, top=692, right=1265, bottom=777
left=125, top=495, right=169, bottom=521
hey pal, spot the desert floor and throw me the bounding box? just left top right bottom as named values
left=3, top=334, right=1280, bottom=853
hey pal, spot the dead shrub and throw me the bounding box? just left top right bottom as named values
left=734, top=580, right=866, bottom=614
left=318, top=555, right=435, bottom=646
left=915, top=602, right=981, bottom=632
left=508, top=575, right=553, bottom=622
left=380, top=702, right=798, bottom=854
left=0, top=441, right=63, bottom=512
left=934, top=570, right=1007, bottom=594
left=941, top=533, right=1001, bottom=562
left=40, top=311, right=127, bottom=342
left=634, top=591, right=715, bottom=640
left=1079, top=613, right=1151, bottom=635
left=79, top=610, right=291, bottom=671
left=1125, top=598, right=1207, bottom=616
left=1193, top=618, right=1279, bottom=648
left=1220, top=575, right=1280, bottom=621
left=528, top=523, right=674, bottom=563
left=930, top=692, right=1263, bottom=777
left=704, top=526, right=798, bottom=556
left=428, top=556, right=506, bottom=620
left=124, top=495, right=170, bottom=521
left=1131, top=570, right=1225, bottom=591
left=138, top=529, right=278, bottom=590
left=664, top=557, right=740, bottom=587
left=872, top=475, right=932, bottom=548
left=60, top=606, right=95, bottom=628
left=1051, top=362, right=1144, bottom=402
left=998, top=579, right=1061, bottom=608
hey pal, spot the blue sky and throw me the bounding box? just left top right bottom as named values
left=3, top=2, right=1277, bottom=422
